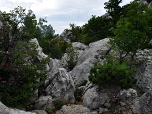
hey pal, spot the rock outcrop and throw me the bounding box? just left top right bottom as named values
left=56, top=105, right=98, bottom=114
left=70, top=38, right=110, bottom=86
left=43, top=58, right=75, bottom=104
left=0, top=101, right=36, bottom=114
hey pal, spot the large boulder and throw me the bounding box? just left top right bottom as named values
left=56, top=105, right=98, bottom=114
left=70, top=38, right=110, bottom=86
left=60, top=42, right=88, bottom=70
left=131, top=90, right=152, bottom=114
left=70, top=58, right=98, bottom=86
left=133, top=62, right=152, bottom=91
left=83, top=84, right=110, bottom=110
left=77, top=38, right=109, bottom=64
left=34, top=96, right=55, bottom=110
left=44, top=58, right=75, bottom=104
left=55, top=31, right=71, bottom=42
left=30, top=38, right=48, bottom=58
left=0, top=101, right=36, bottom=114
left=148, top=1, right=152, bottom=8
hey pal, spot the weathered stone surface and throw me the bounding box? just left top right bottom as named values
left=44, top=67, right=75, bottom=103
left=0, top=101, right=36, bottom=114
left=72, top=42, right=88, bottom=51
left=137, top=0, right=148, bottom=4
left=83, top=84, right=109, bottom=110
left=56, top=105, right=98, bottom=114
left=133, top=62, right=152, bottom=91
left=70, top=58, right=98, bottom=86
left=148, top=1, right=152, bottom=9
left=102, top=13, right=112, bottom=19
left=32, top=110, right=47, bottom=114
left=34, top=96, right=55, bottom=110
left=60, top=42, right=87, bottom=70
left=55, top=31, right=71, bottom=42
left=139, top=89, right=152, bottom=114
left=77, top=38, right=109, bottom=64
left=120, top=89, right=137, bottom=105
left=70, top=38, right=110, bottom=86
left=30, top=38, right=48, bottom=58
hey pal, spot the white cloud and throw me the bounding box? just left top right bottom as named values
left=0, top=0, right=134, bottom=34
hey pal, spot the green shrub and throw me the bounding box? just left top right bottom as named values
left=0, top=41, right=49, bottom=108
left=45, top=108, right=54, bottom=114
left=74, top=88, right=83, bottom=102
left=89, top=57, right=137, bottom=90
left=66, top=43, right=79, bottom=71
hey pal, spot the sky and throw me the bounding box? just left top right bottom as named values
left=0, top=0, right=134, bottom=35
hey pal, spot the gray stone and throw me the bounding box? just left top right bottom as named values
left=70, top=58, right=98, bottom=86
left=77, top=38, right=109, bottom=64
left=0, top=101, right=36, bottom=114
left=30, top=38, right=48, bottom=58
left=83, top=84, right=109, bottom=110
left=120, top=89, right=138, bottom=105
left=55, top=31, right=71, bottom=42
left=99, top=107, right=108, bottom=113
left=139, top=90, right=152, bottom=114
left=137, top=0, right=148, bottom=5
left=44, top=67, right=75, bottom=104
left=32, top=110, right=47, bottom=114
left=70, top=38, right=110, bottom=86
left=148, top=1, right=152, bottom=9
left=133, top=62, right=152, bottom=91
left=102, top=13, right=112, bottom=19
left=34, top=96, right=55, bottom=110
left=56, top=105, right=98, bottom=114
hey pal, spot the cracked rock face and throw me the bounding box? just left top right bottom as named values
left=70, top=38, right=110, bottom=86
left=133, top=62, right=152, bottom=91
left=44, top=58, right=75, bottom=104
left=0, top=101, right=36, bottom=114
left=56, top=105, right=98, bottom=114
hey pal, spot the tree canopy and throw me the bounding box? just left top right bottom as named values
left=0, top=6, right=49, bottom=108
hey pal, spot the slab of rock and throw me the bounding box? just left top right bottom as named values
left=70, top=38, right=110, bottom=86
left=44, top=66, right=75, bottom=103
left=70, top=58, right=98, bottom=86
left=83, top=84, right=109, bottom=110
left=0, top=101, right=36, bottom=114
left=30, top=38, right=48, bottom=58
left=34, top=96, right=55, bottom=110
left=56, top=105, right=98, bottom=114
left=139, top=89, right=152, bottom=113
left=133, top=62, right=152, bottom=91
left=77, top=38, right=109, bottom=64
left=148, top=1, right=152, bottom=8
left=32, top=110, right=47, bottom=114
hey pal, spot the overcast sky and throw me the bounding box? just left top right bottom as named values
left=1, top=0, right=134, bottom=35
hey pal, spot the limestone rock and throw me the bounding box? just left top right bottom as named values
left=133, top=62, right=152, bottom=91
left=32, top=110, right=47, bottom=114
left=83, top=84, right=109, bottom=110
left=0, top=101, right=36, bottom=114
left=120, top=89, right=138, bottom=105
left=70, top=57, right=98, bottom=86
left=56, top=105, right=98, bottom=114
left=30, top=38, right=48, bottom=58
left=44, top=66, right=75, bottom=103
left=102, top=13, right=112, bottom=19
left=60, top=42, right=87, bottom=70
left=71, top=38, right=110, bottom=86
left=55, top=31, right=71, bottom=42
left=139, top=89, right=152, bottom=114
left=77, top=38, right=109, bottom=64
left=34, top=96, right=55, bottom=110
left=148, top=1, right=152, bottom=9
